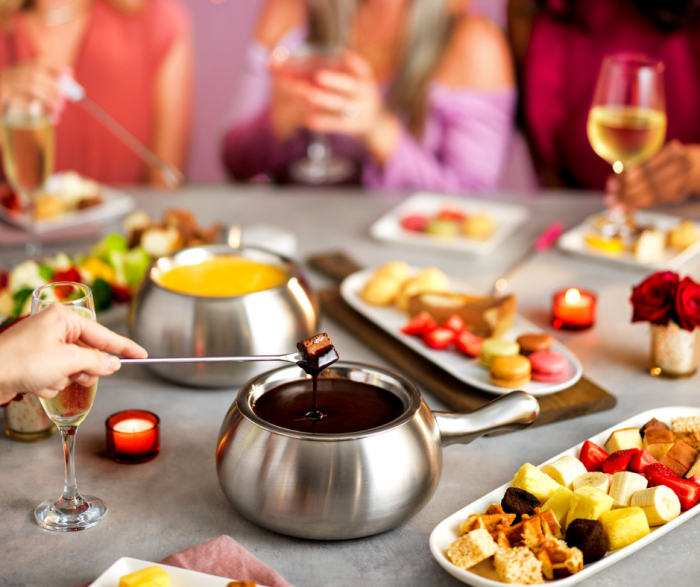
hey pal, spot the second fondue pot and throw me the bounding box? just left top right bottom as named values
left=216, top=362, right=539, bottom=540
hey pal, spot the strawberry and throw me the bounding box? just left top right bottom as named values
left=0, top=270, right=8, bottom=290
left=401, top=312, right=437, bottom=336
left=644, top=462, right=680, bottom=480
left=442, top=315, right=467, bottom=334
left=647, top=470, right=700, bottom=510
left=400, top=214, right=429, bottom=232
left=454, top=330, right=484, bottom=357
left=423, top=327, right=456, bottom=350
left=111, top=284, right=132, bottom=304
left=690, top=475, right=700, bottom=485
left=601, top=449, right=639, bottom=474
left=629, top=448, right=658, bottom=474
left=579, top=440, right=609, bottom=472
left=53, top=267, right=82, bottom=283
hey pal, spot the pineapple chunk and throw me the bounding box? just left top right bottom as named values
left=565, top=486, right=614, bottom=529
left=513, top=463, right=561, bottom=503
left=119, top=566, right=170, bottom=587
left=599, top=507, right=650, bottom=551
left=646, top=443, right=674, bottom=461
left=541, top=486, right=574, bottom=528
left=605, top=428, right=643, bottom=454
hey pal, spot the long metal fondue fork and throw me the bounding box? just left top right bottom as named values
left=120, top=353, right=304, bottom=366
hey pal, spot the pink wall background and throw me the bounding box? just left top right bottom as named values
left=180, top=0, right=532, bottom=188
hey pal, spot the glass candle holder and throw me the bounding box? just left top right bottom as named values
left=552, top=288, right=597, bottom=330
left=4, top=394, right=56, bottom=442
left=106, top=410, right=160, bottom=464
left=650, top=323, right=700, bottom=378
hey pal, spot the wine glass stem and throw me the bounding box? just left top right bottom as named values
left=308, top=133, right=332, bottom=162
left=23, top=189, right=41, bottom=259
left=58, top=426, right=84, bottom=509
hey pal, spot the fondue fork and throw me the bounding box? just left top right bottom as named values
left=120, top=353, right=304, bottom=365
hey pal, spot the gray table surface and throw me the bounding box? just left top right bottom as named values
left=2, top=185, right=700, bottom=587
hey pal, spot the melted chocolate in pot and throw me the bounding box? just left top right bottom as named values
left=253, top=378, right=405, bottom=434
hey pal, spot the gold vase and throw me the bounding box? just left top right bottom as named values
left=650, top=322, right=700, bottom=378
left=4, top=394, right=56, bottom=442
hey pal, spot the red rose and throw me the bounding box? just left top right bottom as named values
left=631, top=271, right=679, bottom=325
left=675, top=276, right=700, bottom=331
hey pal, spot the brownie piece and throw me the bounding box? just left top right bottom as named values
left=641, top=418, right=670, bottom=438
left=502, top=487, right=540, bottom=522
left=565, top=519, right=607, bottom=564
left=296, top=333, right=338, bottom=374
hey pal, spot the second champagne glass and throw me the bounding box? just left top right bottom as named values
left=31, top=282, right=107, bottom=532
left=1, top=95, right=55, bottom=258
left=586, top=52, right=666, bottom=237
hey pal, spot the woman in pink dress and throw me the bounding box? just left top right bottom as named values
left=509, top=0, right=700, bottom=208
left=0, top=0, right=193, bottom=186
left=222, top=0, right=516, bottom=193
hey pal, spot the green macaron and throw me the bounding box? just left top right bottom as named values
left=479, top=338, right=520, bottom=367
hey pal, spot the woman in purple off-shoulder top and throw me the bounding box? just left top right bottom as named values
left=222, top=0, right=516, bottom=193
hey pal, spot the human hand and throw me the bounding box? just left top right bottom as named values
left=0, top=61, right=62, bottom=112
left=0, top=304, right=147, bottom=404
left=606, top=140, right=700, bottom=210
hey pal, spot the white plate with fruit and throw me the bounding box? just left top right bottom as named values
left=430, top=407, right=700, bottom=586
left=341, top=265, right=582, bottom=396
left=558, top=211, right=700, bottom=270
left=92, top=557, right=269, bottom=586
left=369, top=193, right=528, bottom=256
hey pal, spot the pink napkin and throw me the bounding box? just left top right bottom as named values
left=0, top=221, right=101, bottom=245
left=79, top=536, right=293, bottom=587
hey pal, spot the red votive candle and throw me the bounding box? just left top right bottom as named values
left=106, top=410, right=160, bottom=464
left=552, top=287, right=597, bottom=330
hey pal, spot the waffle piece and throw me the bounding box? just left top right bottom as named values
left=447, top=528, right=498, bottom=570
left=496, top=508, right=561, bottom=550
left=494, top=547, right=544, bottom=584
left=459, top=504, right=516, bottom=535
left=533, top=538, right=584, bottom=580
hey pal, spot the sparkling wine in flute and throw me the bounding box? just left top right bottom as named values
left=1, top=114, right=55, bottom=193
left=587, top=105, right=667, bottom=170
left=40, top=381, right=98, bottom=428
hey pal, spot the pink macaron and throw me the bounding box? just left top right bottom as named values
left=529, top=351, right=569, bottom=383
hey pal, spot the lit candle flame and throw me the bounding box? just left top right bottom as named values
left=565, top=288, right=581, bottom=304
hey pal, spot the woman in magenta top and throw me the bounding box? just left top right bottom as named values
left=222, top=0, right=516, bottom=193
left=509, top=0, right=700, bottom=207
left=0, top=0, right=193, bottom=186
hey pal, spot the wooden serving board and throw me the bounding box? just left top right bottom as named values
left=309, top=252, right=616, bottom=428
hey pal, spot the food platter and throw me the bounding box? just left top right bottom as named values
left=340, top=268, right=582, bottom=396
left=558, top=211, right=700, bottom=270
left=430, top=407, right=700, bottom=587
left=92, top=557, right=269, bottom=587
left=369, top=192, right=529, bottom=255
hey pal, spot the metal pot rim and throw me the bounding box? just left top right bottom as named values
left=236, top=361, right=424, bottom=441
left=146, top=243, right=302, bottom=301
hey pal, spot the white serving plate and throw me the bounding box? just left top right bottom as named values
left=340, top=268, right=582, bottom=396
left=92, top=556, right=270, bottom=587
left=369, top=193, right=529, bottom=256
left=0, top=177, right=136, bottom=234
left=558, top=210, right=700, bottom=270
left=430, top=406, right=700, bottom=587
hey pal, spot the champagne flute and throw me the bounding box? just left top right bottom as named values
left=1, top=95, right=55, bottom=258
left=587, top=52, right=666, bottom=238
left=275, top=44, right=355, bottom=185
left=31, top=282, right=107, bottom=532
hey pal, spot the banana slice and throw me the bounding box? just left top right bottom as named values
left=572, top=472, right=611, bottom=493
left=542, top=456, right=588, bottom=489
left=630, top=486, right=681, bottom=526
left=609, top=471, right=648, bottom=509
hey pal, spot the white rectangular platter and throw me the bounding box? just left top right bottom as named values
left=430, top=406, right=700, bottom=587
left=92, top=556, right=269, bottom=587
left=341, top=268, right=582, bottom=397
left=558, top=210, right=700, bottom=270
left=0, top=185, right=136, bottom=234
left=369, top=193, right=529, bottom=256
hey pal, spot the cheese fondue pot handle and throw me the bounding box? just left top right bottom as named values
left=433, top=391, right=540, bottom=447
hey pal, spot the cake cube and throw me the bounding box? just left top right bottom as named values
left=646, top=442, right=674, bottom=461
left=686, top=454, right=700, bottom=479
left=494, top=547, right=544, bottom=584
left=643, top=429, right=675, bottom=447
left=447, top=528, right=498, bottom=570
left=599, top=507, right=650, bottom=551
left=605, top=428, right=643, bottom=454
left=660, top=440, right=698, bottom=477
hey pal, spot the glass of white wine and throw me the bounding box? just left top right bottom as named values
left=587, top=53, right=666, bottom=237
left=1, top=95, right=55, bottom=258
left=31, top=282, right=107, bottom=532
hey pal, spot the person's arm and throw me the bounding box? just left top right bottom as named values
left=148, top=25, right=194, bottom=187
left=0, top=304, right=147, bottom=404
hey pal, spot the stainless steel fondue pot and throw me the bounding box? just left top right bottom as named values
left=216, top=361, right=539, bottom=540
left=128, top=244, right=319, bottom=388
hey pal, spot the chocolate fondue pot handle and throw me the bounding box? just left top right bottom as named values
left=433, top=391, right=539, bottom=447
